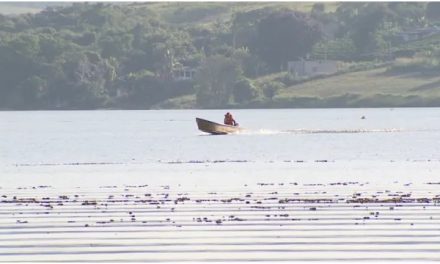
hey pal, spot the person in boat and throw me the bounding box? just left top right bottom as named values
left=224, top=112, right=238, bottom=126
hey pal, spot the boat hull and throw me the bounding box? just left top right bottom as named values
left=196, top=118, right=242, bottom=135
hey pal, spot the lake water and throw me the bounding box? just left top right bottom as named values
left=1, top=108, right=440, bottom=262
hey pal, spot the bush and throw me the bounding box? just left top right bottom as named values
left=261, top=80, right=285, bottom=100
left=233, top=78, right=259, bottom=103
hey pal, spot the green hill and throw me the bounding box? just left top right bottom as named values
left=1, top=2, right=439, bottom=110
left=279, top=67, right=440, bottom=98
left=268, top=66, right=440, bottom=108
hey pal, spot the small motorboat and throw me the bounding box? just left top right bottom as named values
left=196, top=118, right=243, bottom=135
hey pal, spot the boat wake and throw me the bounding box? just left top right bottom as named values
left=239, top=128, right=403, bottom=135
left=284, top=128, right=403, bottom=134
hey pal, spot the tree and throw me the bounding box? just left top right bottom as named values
left=99, top=31, right=133, bottom=59
left=0, top=15, right=15, bottom=32
left=349, top=4, right=393, bottom=54
left=262, top=81, right=284, bottom=100
left=252, top=10, right=322, bottom=72
left=311, top=3, right=325, bottom=16
left=388, top=3, right=425, bottom=27
left=38, top=33, right=71, bottom=62
left=54, top=51, right=112, bottom=108
left=8, top=33, right=40, bottom=58
left=231, top=7, right=274, bottom=49
left=18, top=76, right=48, bottom=108
left=336, top=3, right=399, bottom=56
left=233, top=78, right=259, bottom=103
left=426, top=2, right=440, bottom=22
left=194, top=55, right=242, bottom=107
left=0, top=42, right=37, bottom=108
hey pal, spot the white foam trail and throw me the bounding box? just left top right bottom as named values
left=284, top=128, right=403, bottom=134
left=238, top=129, right=285, bottom=135
left=238, top=128, right=404, bottom=135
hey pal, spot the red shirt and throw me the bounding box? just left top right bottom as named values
left=224, top=115, right=236, bottom=126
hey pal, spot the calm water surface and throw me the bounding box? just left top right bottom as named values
left=2, top=108, right=440, bottom=165
left=2, top=108, right=440, bottom=186
left=1, top=108, right=440, bottom=262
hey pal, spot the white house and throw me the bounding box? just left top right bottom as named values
left=172, top=66, right=197, bottom=81
left=288, top=60, right=339, bottom=77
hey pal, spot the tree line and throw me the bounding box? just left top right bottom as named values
left=0, top=2, right=439, bottom=110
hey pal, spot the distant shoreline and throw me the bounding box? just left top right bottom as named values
left=1, top=105, right=440, bottom=111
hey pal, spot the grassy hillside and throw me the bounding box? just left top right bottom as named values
left=268, top=67, right=440, bottom=107
left=131, top=2, right=339, bottom=25
left=0, top=3, right=69, bottom=15
left=161, top=61, right=440, bottom=109
left=0, top=3, right=43, bottom=14
left=278, top=67, right=440, bottom=98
